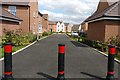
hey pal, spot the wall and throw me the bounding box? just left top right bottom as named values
left=42, top=18, right=48, bottom=32
left=0, top=20, right=19, bottom=36
left=96, top=0, right=109, bottom=14
left=105, top=20, right=120, bottom=42
left=61, top=22, right=65, bottom=32
left=16, top=6, right=29, bottom=34
left=67, top=24, right=73, bottom=32
left=48, top=24, right=56, bottom=32
left=87, top=20, right=105, bottom=42
left=81, top=22, right=88, bottom=33
left=56, top=22, right=60, bottom=32
left=29, top=1, right=39, bottom=34
left=42, top=14, right=48, bottom=33
left=3, top=5, right=30, bottom=34
left=37, top=14, right=43, bottom=34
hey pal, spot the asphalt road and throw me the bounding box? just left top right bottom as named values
left=0, top=34, right=119, bottom=79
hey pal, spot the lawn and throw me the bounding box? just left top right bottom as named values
left=0, top=46, right=25, bottom=58
left=0, top=35, right=49, bottom=58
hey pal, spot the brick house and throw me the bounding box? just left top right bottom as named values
left=83, top=0, right=120, bottom=42
left=48, top=21, right=72, bottom=33
left=64, top=23, right=72, bottom=33
left=64, top=23, right=69, bottom=33
left=72, top=24, right=80, bottom=32
left=48, top=21, right=57, bottom=32
left=37, top=12, right=43, bottom=34
left=42, top=14, right=48, bottom=33
left=81, top=22, right=88, bottom=33
left=1, top=0, right=46, bottom=35
left=0, top=8, right=22, bottom=36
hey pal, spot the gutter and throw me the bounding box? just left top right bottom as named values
left=87, top=17, right=120, bottom=23
left=0, top=17, right=22, bottom=23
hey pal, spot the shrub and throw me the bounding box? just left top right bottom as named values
left=2, top=30, right=37, bottom=46
left=42, top=32, right=48, bottom=36
left=107, top=35, right=120, bottom=46
left=59, top=31, right=63, bottom=33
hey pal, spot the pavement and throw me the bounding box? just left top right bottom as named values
left=0, top=34, right=119, bottom=79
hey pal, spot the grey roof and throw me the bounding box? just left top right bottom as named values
left=64, top=23, right=69, bottom=26
left=42, top=14, right=48, bottom=20
left=85, top=0, right=120, bottom=22
left=1, top=0, right=30, bottom=6
left=38, top=12, right=43, bottom=17
left=0, top=8, right=22, bottom=22
left=107, top=0, right=119, bottom=5
left=48, top=21, right=57, bottom=25
left=72, top=25, right=80, bottom=31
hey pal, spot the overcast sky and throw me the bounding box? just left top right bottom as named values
left=38, top=0, right=100, bottom=24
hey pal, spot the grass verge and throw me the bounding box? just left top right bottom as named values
left=0, top=46, right=25, bottom=58
left=0, top=35, right=49, bottom=58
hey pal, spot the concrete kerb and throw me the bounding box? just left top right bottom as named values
left=82, top=43, right=120, bottom=64
left=0, top=34, right=53, bottom=61
left=82, top=42, right=120, bottom=63
left=79, top=41, right=120, bottom=64
left=65, top=34, right=120, bottom=64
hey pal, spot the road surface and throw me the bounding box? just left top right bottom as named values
left=0, top=34, right=119, bottom=79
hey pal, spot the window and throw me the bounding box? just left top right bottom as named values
left=8, top=6, right=16, bottom=15
left=38, top=24, right=42, bottom=33
left=33, top=12, right=36, bottom=18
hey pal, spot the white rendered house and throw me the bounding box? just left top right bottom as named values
left=56, top=21, right=65, bottom=32
left=60, top=22, right=65, bottom=32
left=56, top=21, right=61, bottom=32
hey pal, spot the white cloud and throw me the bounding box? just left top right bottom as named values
left=38, top=0, right=100, bottom=24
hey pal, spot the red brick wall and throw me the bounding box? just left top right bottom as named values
left=48, top=24, right=56, bottom=32
left=105, top=20, right=120, bottom=42
left=29, top=1, right=39, bottom=34
left=87, top=20, right=120, bottom=42
left=87, top=20, right=105, bottom=42
left=42, top=18, right=48, bottom=32
left=16, top=6, right=30, bottom=33
left=3, top=6, right=30, bottom=34
left=2, top=1, right=41, bottom=34
left=0, top=20, right=19, bottom=36
left=81, top=22, right=88, bottom=33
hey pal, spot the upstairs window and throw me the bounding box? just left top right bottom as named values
left=33, top=12, right=36, bottom=18
left=8, top=6, right=16, bottom=15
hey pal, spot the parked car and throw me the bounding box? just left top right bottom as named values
left=71, top=31, right=78, bottom=37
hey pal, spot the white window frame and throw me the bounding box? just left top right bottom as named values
left=8, top=6, right=16, bottom=15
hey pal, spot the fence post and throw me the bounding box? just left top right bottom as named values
left=57, top=44, right=65, bottom=80
left=106, top=45, right=115, bottom=80
left=2, top=41, right=13, bottom=80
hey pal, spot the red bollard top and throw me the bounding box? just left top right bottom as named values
left=108, top=45, right=115, bottom=55
left=58, top=44, right=65, bottom=54
left=4, top=42, right=12, bottom=53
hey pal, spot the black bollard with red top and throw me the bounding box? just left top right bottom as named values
left=57, top=44, right=65, bottom=80
left=2, top=41, right=13, bottom=80
left=106, top=45, right=115, bottom=80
